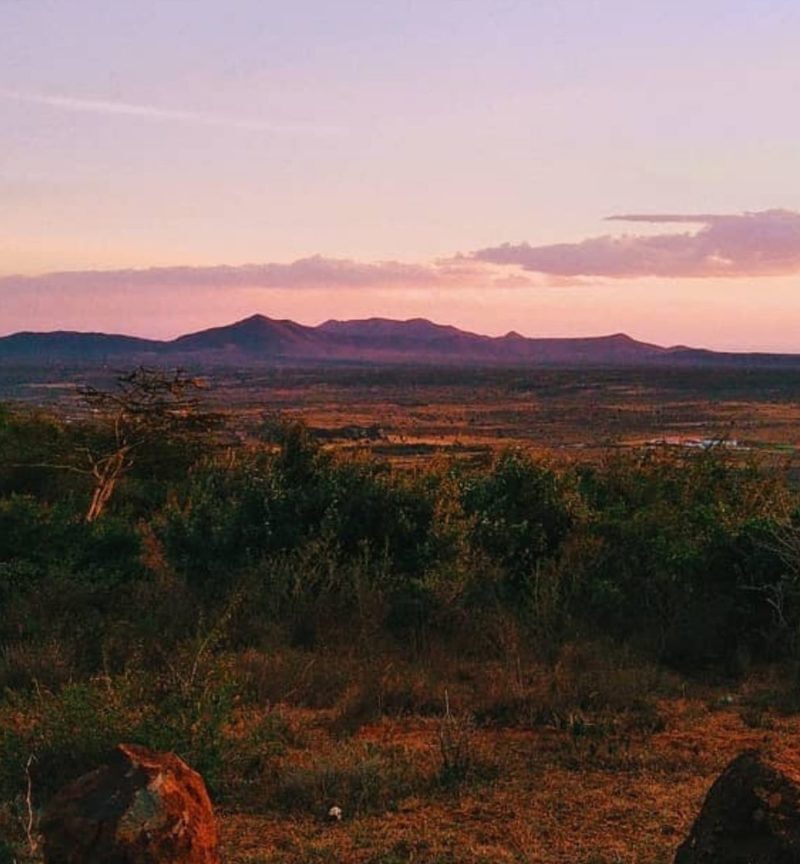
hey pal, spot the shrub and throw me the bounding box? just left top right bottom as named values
left=460, top=451, right=576, bottom=600
left=574, top=450, right=791, bottom=666
left=0, top=683, right=131, bottom=805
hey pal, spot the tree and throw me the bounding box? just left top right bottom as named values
left=76, top=367, right=221, bottom=521
left=10, top=367, right=220, bottom=522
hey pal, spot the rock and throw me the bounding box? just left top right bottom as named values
left=675, top=750, right=800, bottom=864
left=40, top=743, right=219, bottom=864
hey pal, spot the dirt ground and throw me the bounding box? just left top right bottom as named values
left=218, top=695, right=799, bottom=864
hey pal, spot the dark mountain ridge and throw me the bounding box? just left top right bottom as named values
left=1, top=314, right=798, bottom=367
left=0, top=330, right=162, bottom=360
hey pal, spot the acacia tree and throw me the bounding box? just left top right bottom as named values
left=77, top=367, right=219, bottom=521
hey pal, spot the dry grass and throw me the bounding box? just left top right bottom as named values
left=217, top=692, right=800, bottom=864
left=3, top=651, right=799, bottom=863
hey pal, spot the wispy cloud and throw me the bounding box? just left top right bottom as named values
left=0, top=90, right=342, bottom=136
left=7, top=209, right=797, bottom=305
left=473, top=209, right=800, bottom=278
left=0, top=255, right=529, bottom=294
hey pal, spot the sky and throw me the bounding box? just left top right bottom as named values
left=2, top=0, right=800, bottom=350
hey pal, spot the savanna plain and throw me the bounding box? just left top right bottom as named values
left=3, top=364, right=800, bottom=863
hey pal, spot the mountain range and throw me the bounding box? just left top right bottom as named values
left=1, top=314, right=798, bottom=367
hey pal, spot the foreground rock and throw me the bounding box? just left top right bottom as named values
left=675, top=750, right=800, bottom=864
left=40, top=743, right=219, bottom=864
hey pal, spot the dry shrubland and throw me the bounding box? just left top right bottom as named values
left=3, top=384, right=800, bottom=862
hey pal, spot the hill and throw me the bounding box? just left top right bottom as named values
left=1, top=313, right=798, bottom=367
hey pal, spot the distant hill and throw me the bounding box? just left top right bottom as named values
left=1, top=314, right=798, bottom=367
left=0, top=330, right=162, bottom=361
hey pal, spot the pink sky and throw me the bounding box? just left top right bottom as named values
left=3, top=2, right=800, bottom=350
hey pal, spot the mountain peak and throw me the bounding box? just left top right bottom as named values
left=172, top=313, right=316, bottom=353
left=235, top=313, right=273, bottom=325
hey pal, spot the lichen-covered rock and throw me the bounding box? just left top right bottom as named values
left=675, top=750, right=800, bottom=864
left=40, top=743, right=219, bottom=864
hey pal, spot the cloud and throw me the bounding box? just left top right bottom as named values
left=0, top=255, right=527, bottom=295
left=473, top=209, right=800, bottom=278
left=0, top=90, right=341, bottom=136
left=0, top=256, right=549, bottom=336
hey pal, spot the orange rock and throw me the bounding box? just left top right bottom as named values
left=40, top=743, right=219, bottom=864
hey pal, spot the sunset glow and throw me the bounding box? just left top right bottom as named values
left=3, top=1, right=800, bottom=349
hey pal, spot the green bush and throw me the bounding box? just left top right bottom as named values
left=460, top=450, right=576, bottom=599
left=1, top=405, right=799, bottom=705
left=574, top=451, right=790, bottom=666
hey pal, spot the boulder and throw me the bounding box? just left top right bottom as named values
left=40, top=743, right=219, bottom=864
left=675, top=750, right=800, bottom=864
